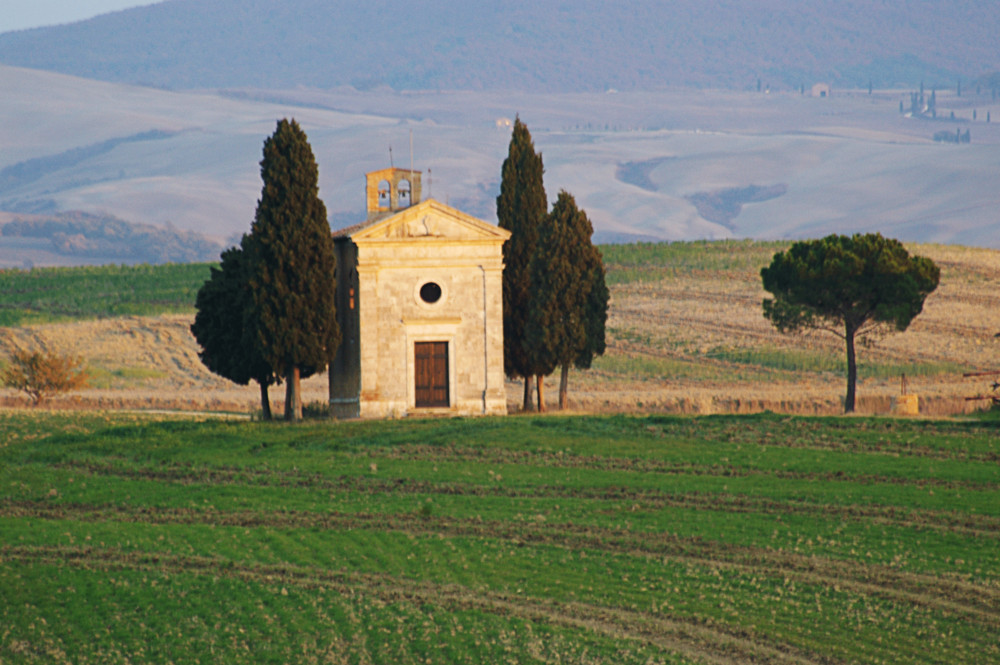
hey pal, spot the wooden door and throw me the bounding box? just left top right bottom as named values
left=414, top=342, right=449, bottom=407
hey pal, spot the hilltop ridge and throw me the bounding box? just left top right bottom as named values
left=1, top=0, right=998, bottom=92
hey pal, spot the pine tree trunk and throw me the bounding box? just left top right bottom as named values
left=285, top=366, right=302, bottom=421
left=559, top=363, right=570, bottom=410
left=259, top=381, right=272, bottom=420
left=536, top=375, right=545, bottom=413
left=522, top=376, right=535, bottom=412
left=844, top=324, right=857, bottom=414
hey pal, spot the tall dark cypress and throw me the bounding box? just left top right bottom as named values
left=190, top=238, right=277, bottom=419
left=569, top=244, right=609, bottom=409
left=496, top=117, right=547, bottom=410
left=525, top=190, right=603, bottom=410
left=247, top=118, right=340, bottom=421
left=574, top=251, right=608, bottom=373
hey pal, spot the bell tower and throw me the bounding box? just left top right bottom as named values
left=366, top=167, right=422, bottom=220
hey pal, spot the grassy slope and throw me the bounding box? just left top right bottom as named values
left=0, top=242, right=754, bottom=325
left=591, top=241, right=996, bottom=399
left=1, top=411, right=998, bottom=664
left=0, top=262, right=209, bottom=326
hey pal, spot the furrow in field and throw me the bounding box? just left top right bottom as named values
left=49, top=460, right=1000, bottom=537
left=4, top=502, right=997, bottom=626
left=368, top=439, right=1000, bottom=464
left=0, top=544, right=854, bottom=665
left=614, top=305, right=770, bottom=341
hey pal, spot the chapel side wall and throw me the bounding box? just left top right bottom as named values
left=330, top=239, right=361, bottom=418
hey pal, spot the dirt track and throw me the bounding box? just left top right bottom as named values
left=1, top=243, right=998, bottom=416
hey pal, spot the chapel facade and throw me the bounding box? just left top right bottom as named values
left=329, top=168, right=510, bottom=418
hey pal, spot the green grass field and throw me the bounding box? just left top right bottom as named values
left=600, top=239, right=784, bottom=285
left=0, top=240, right=783, bottom=323
left=2, top=411, right=997, bottom=664
left=0, top=263, right=210, bottom=326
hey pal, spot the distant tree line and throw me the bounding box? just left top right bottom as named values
left=0, top=130, right=173, bottom=193
left=934, top=129, right=971, bottom=144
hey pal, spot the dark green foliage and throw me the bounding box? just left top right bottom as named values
left=761, top=233, right=940, bottom=412
left=575, top=253, right=608, bottom=371
left=525, top=192, right=607, bottom=409
left=496, top=117, right=547, bottom=400
left=190, top=240, right=276, bottom=418
left=525, top=192, right=590, bottom=376
left=247, top=119, right=339, bottom=421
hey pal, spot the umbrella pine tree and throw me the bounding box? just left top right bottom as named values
left=761, top=233, right=939, bottom=413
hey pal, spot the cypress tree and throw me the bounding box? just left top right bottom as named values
left=496, top=116, right=547, bottom=411
left=574, top=248, right=609, bottom=373
left=525, top=190, right=604, bottom=411
left=190, top=238, right=277, bottom=419
left=247, top=118, right=340, bottom=421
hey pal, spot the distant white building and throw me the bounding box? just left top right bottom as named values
left=811, top=83, right=831, bottom=98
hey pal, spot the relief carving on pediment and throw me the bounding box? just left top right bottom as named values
left=384, top=214, right=455, bottom=239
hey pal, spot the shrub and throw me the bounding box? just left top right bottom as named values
left=302, top=401, right=331, bottom=420
left=1, top=349, right=90, bottom=406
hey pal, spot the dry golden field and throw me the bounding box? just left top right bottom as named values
left=1, top=241, right=998, bottom=416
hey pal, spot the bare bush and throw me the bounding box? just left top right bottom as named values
left=2, top=349, right=90, bottom=406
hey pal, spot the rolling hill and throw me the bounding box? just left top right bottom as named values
left=1, top=0, right=998, bottom=93
left=2, top=63, right=1000, bottom=266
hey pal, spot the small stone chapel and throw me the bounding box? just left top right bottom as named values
left=329, top=167, right=511, bottom=418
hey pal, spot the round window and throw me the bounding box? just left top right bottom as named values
left=419, top=282, right=442, bottom=304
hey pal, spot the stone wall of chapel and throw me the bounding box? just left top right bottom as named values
left=350, top=240, right=506, bottom=418
left=330, top=199, right=509, bottom=419
left=360, top=263, right=494, bottom=416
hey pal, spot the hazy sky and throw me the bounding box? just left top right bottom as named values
left=0, top=1, right=161, bottom=33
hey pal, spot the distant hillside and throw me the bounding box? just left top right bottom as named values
left=1, top=0, right=998, bottom=92
left=3, top=64, right=1000, bottom=256
left=0, top=211, right=222, bottom=267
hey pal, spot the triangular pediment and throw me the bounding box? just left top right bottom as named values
left=342, top=199, right=510, bottom=243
